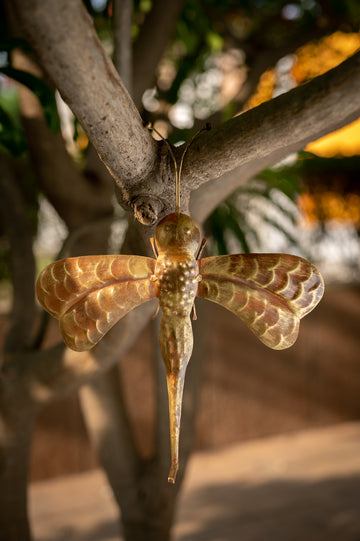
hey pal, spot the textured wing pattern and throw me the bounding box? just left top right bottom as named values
left=198, top=254, right=324, bottom=350
left=36, top=255, right=156, bottom=351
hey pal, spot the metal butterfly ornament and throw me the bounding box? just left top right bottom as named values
left=36, top=127, right=324, bottom=484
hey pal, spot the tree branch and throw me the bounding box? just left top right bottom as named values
left=113, top=0, right=133, bottom=92
left=12, top=49, right=114, bottom=229
left=0, top=397, right=35, bottom=541
left=79, top=371, right=141, bottom=514
left=8, top=0, right=157, bottom=187
left=6, top=300, right=157, bottom=404
left=132, top=0, right=186, bottom=108
left=7, top=0, right=360, bottom=226
left=186, top=50, right=360, bottom=219
left=0, top=158, right=37, bottom=357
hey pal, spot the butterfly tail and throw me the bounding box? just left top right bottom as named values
left=159, top=314, right=193, bottom=483
left=166, top=369, right=184, bottom=484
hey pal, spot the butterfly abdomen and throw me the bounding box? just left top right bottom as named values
left=153, top=253, right=200, bottom=483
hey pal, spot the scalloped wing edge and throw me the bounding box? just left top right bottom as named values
left=36, top=255, right=157, bottom=351
left=197, top=254, right=324, bottom=350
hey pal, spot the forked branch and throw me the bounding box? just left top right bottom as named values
left=183, top=50, right=360, bottom=196
left=8, top=0, right=360, bottom=225
left=7, top=0, right=157, bottom=186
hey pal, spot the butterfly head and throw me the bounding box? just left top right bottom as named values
left=155, top=213, right=201, bottom=256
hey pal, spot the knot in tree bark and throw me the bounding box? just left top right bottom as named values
left=133, top=195, right=164, bottom=226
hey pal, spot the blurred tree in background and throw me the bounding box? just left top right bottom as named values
left=0, top=0, right=359, bottom=540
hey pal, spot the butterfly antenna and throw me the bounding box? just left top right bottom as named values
left=177, top=125, right=210, bottom=214
left=149, top=123, right=210, bottom=214
left=149, top=124, right=179, bottom=213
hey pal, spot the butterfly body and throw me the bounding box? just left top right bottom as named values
left=151, top=213, right=202, bottom=482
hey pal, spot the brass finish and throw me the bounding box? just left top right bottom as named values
left=36, top=218, right=324, bottom=483
left=198, top=253, right=324, bottom=350
left=36, top=255, right=156, bottom=351
left=153, top=213, right=201, bottom=482
left=36, top=130, right=324, bottom=484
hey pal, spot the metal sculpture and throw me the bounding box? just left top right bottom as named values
left=36, top=127, right=324, bottom=483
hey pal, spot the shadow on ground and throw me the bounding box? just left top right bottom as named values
left=33, top=474, right=360, bottom=541
left=176, top=475, right=360, bottom=541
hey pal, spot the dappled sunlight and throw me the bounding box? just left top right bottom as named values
left=306, top=120, right=360, bottom=157
left=292, top=31, right=360, bottom=84
left=249, top=31, right=360, bottom=111
left=248, top=31, right=360, bottom=157
left=246, top=68, right=275, bottom=109
left=242, top=30, right=360, bottom=284
left=298, top=191, right=360, bottom=228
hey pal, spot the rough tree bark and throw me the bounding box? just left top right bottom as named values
left=1, top=1, right=360, bottom=540
left=0, top=160, right=37, bottom=541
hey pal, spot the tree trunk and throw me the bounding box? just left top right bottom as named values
left=81, top=302, right=207, bottom=541
left=0, top=377, right=35, bottom=541
left=122, top=522, right=172, bottom=541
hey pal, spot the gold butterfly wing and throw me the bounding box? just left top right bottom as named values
left=197, top=254, right=324, bottom=350
left=36, top=255, right=156, bottom=351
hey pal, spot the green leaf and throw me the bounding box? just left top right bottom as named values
left=206, top=31, right=223, bottom=52
left=257, top=168, right=301, bottom=201
left=0, top=104, right=26, bottom=156
left=0, top=67, right=60, bottom=132
left=207, top=205, right=230, bottom=254
left=205, top=163, right=303, bottom=255
left=226, top=211, right=251, bottom=253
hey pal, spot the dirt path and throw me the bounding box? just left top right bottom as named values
left=30, top=422, right=360, bottom=541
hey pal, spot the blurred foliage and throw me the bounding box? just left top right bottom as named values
left=297, top=154, right=360, bottom=229
left=0, top=94, right=26, bottom=157
left=248, top=31, right=360, bottom=109
left=84, top=0, right=359, bottom=131
left=205, top=162, right=303, bottom=254
left=300, top=189, right=360, bottom=229
left=292, top=31, right=360, bottom=83
left=0, top=38, right=60, bottom=157
left=206, top=152, right=360, bottom=255
left=0, top=67, right=60, bottom=134
left=148, top=1, right=359, bottom=128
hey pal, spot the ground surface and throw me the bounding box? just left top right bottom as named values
left=30, top=422, right=360, bottom=541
